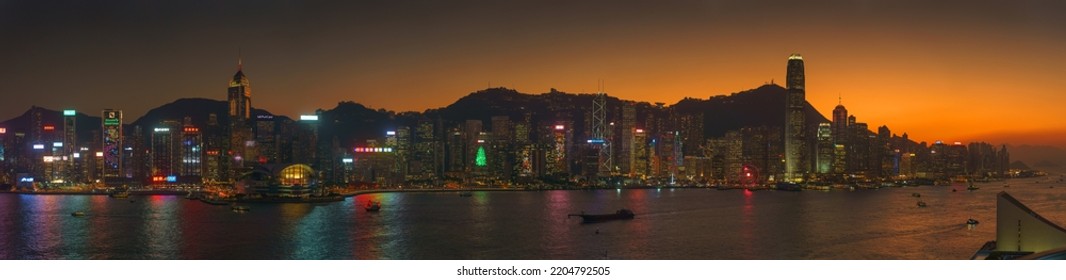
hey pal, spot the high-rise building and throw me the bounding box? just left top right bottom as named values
left=227, top=58, right=255, bottom=179
left=62, top=109, right=77, bottom=183
left=101, top=109, right=123, bottom=183
left=633, top=128, right=648, bottom=178
left=181, top=123, right=203, bottom=181
left=255, top=115, right=277, bottom=163
left=202, top=113, right=224, bottom=183
left=784, top=53, right=807, bottom=182
left=816, top=122, right=834, bottom=174
left=150, top=121, right=181, bottom=184
left=548, top=123, right=570, bottom=175
left=832, top=101, right=848, bottom=144
left=228, top=58, right=252, bottom=122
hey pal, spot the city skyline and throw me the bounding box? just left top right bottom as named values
left=2, top=1, right=1065, bottom=149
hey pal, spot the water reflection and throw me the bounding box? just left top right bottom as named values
left=2, top=175, right=1066, bottom=259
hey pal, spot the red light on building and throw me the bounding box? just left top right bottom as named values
left=183, top=127, right=200, bottom=133
left=554, top=125, right=565, bottom=130
left=0, top=128, right=6, bottom=134
left=43, top=125, right=55, bottom=131
left=207, top=150, right=219, bottom=156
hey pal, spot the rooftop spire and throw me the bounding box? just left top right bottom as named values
left=237, top=47, right=243, bottom=72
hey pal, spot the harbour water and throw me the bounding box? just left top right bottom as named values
left=2, top=175, right=1064, bottom=260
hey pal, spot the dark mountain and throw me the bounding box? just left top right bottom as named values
left=672, top=84, right=829, bottom=137
left=424, top=84, right=829, bottom=139
left=0, top=106, right=101, bottom=145
left=317, top=101, right=396, bottom=147
left=1007, top=145, right=1066, bottom=173
left=1010, top=160, right=1032, bottom=171
left=130, top=98, right=284, bottom=129
left=4, top=84, right=866, bottom=151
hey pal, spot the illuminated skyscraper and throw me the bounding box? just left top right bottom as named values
left=227, top=57, right=255, bottom=179
left=832, top=100, right=848, bottom=145
left=784, top=53, right=807, bottom=182
left=228, top=57, right=252, bottom=122
left=816, top=122, right=833, bottom=174
left=101, top=109, right=123, bottom=182
left=62, top=109, right=77, bottom=183
left=181, top=123, right=202, bottom=180
left=151, top=124, right=177, bottom=184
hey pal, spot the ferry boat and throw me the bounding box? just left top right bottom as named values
left=109, top=191, right=130, bottom=199
left=365, top=201, right=381, bottom=212
left=568, top=209, right=635, bottom=223
left=71, top=211, right=86, bottom=217
left=231, top=205, right=250, bottom=213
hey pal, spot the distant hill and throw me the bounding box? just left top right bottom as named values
left=0, top=106, right=101, bottom=145
left=2, top=84, right=891, bottom=152
left=672, top=84, right=830, bottom=137
left=1007, top=144, right=1066, bottom=173
left=131, top=98, right=284, bottom=129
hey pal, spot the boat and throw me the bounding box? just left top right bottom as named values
left=917, top=201, right=927, bottom=207
left=458, top=191, right=473, bottom=197
left=568, top=209, right=635, bottom=223
left=200, top=196, right=231, bottom=206
left=184, top=191, right=199, bottom=200
left=967, top=218, right=980, bottom=225
left=231, top=204, right=250, bottom=213
left=71, top=211, right=86, bottom=217
left=775, top=182, right=802, bottom=192
left=967, top=183, right=980, bottom=191
left=912, top=193, right=921, bottom=198
left=109, top=191, right=130, bottom=199
left=365, top=201, right=381, bottom=212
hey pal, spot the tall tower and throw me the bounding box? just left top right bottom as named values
left=226, top=55, right=254, bottom=178
left=832, top=98, right=848, bottom=144
left=592, top=91, right=611, bottom=177
left=101, top=109, right=123, bottom=183
left=784, top=53, right=807, bottom=182
left=228, top=57, right=252, bottom=122
left=63, top=109, right=77, bottom=183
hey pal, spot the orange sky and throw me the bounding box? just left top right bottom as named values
left=2, top=1, right=1065, bottom=148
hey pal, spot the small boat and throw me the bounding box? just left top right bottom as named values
left=917, top=201, right=927, bottom=207
left=967, top=218, right=980, bottom=225
left=568, top=209, right=635, bottom=223
left=967, top=184, right=980, bottom=191
left=109, top=191, right=130, bottom=199
left=71, top=211, right=86, bottom=217
left=458, top=191, right=473, bottom=197
left=952, top=188, right=957, bottom=192
left=201, top=196, right=230, bottom=205
left=365, top=201, right=381, bottom=212
left=231, top=205, right=250, bottom=213
left=912, top=193, right=921, bottom=198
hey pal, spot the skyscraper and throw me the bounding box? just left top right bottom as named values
left=63, top=109, right=77, bottom=183
left=101, top=109, right=123, bottom=183
left=832, top=100, right=848, bottom=145
left=228, top=58, right=252, bottom=122
left=227, top=57, right=255, bottom=179
left=784, top=53, right=807, bottom=182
